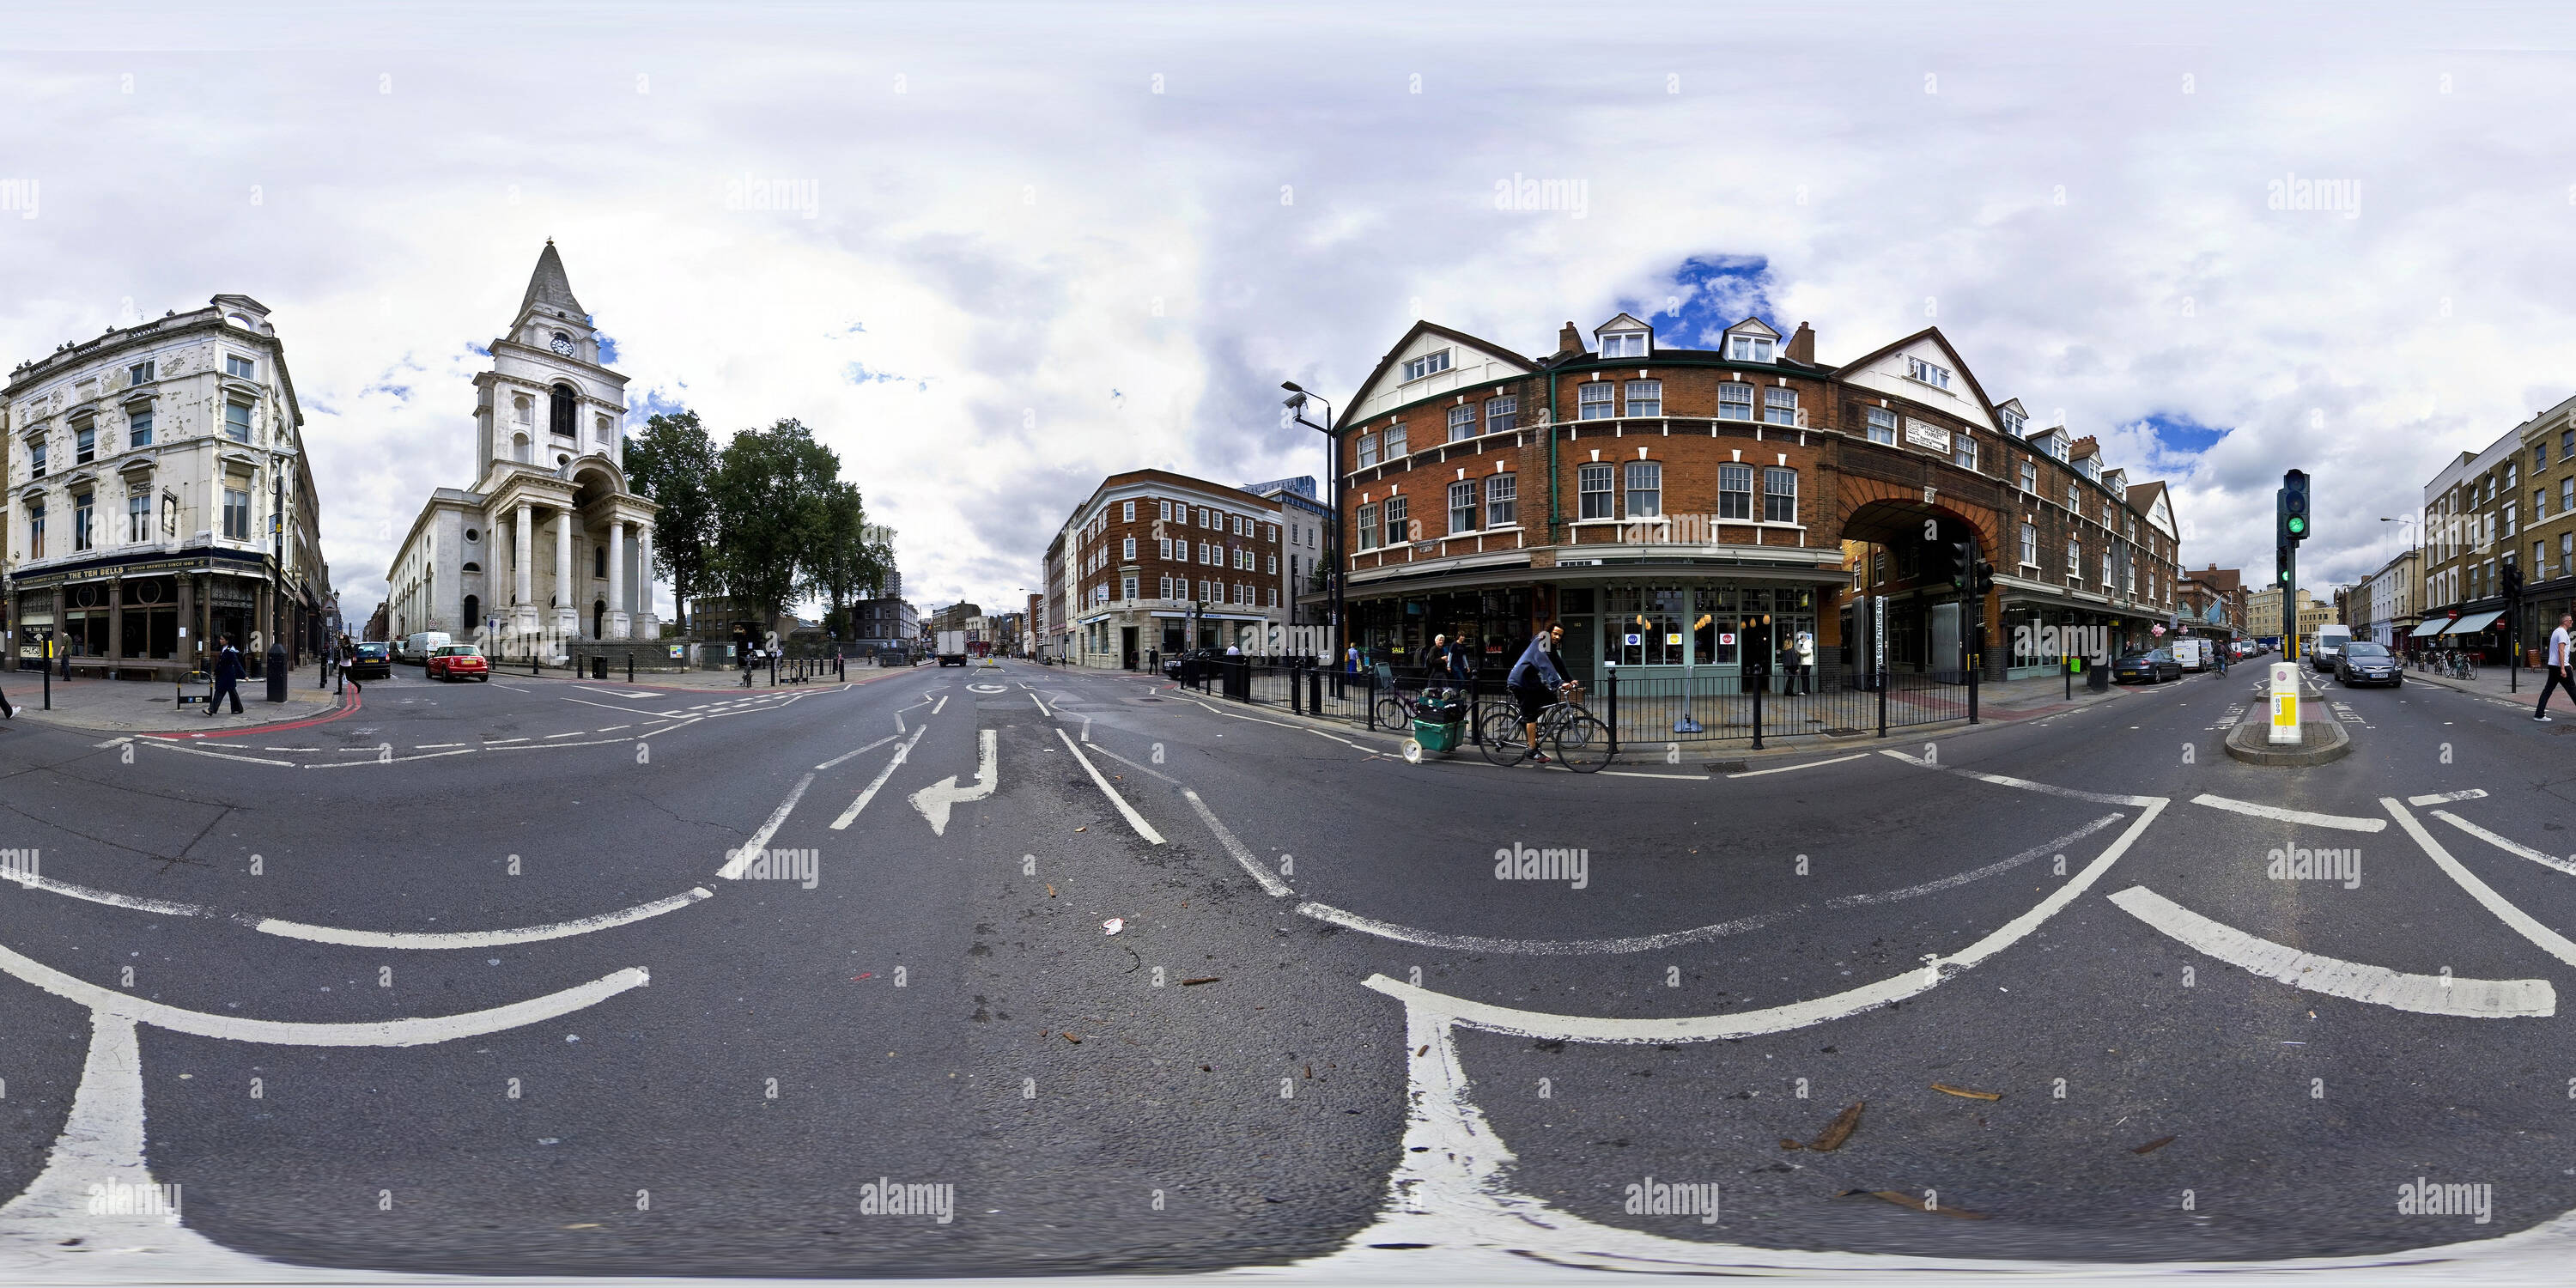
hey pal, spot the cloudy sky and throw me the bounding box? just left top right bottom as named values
left=8, top=2, right=2576, bottom=618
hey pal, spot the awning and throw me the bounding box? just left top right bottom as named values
left=2409, top=619, right=2450, bottom=638
left=2442, top=610, right=2504, bottom=635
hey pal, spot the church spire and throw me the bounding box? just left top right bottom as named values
left=519, top=240, right=586, bottom=318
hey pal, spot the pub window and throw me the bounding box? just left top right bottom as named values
left=1764, top=466, right=1798, bottom=523
left=128, top=406, right=154, bottom=447
left=1449, top=480, right=1477, bottom=532
left=27, top=500, right=44, bottom=557
left=1718, top=464, right=1753, bottom=519
left=1356, top=502, right=1380, bottom=551
left=1485, top=473, right=1517, bottom=527
left=1485, top=396, right=1518, bottom=434
left=1625, top=462, right=1662, bottom=518
left=222, top=486, right=251, bottom=540
left=1625, top=380, right=1662, bottom=418
left=1764, top=387, right=1797, bottom=426
left=1383, top=496, right=1409, bottom=546
left=73, top=491, right=94, bottom=551
left=1578, top=463, right=1615, bottom=519
left=128, top=492, right=150, bottom=543
left=1717, top=383, right=1754, bottom=421
left=76, top=423, right=96, bottom=464
left=1577, top=382, right=1614, bottom=420
left=1448, top=404, right=1475, bottom=441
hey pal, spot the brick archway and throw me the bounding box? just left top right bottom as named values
left=1836, top=477, right=2003, bottom=562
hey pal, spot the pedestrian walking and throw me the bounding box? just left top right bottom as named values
left=1346, top=643, right=1359, bottom=674
left=2536, top=611, right=2573, bottom=722
left=1792, top=629, right=1816, bottom=695
left=210, top=635, right=246, bottom=715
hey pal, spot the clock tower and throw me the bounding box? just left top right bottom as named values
left=471, top=240, right=627, bottom=478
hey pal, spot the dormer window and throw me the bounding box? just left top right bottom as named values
left=2000, top=407, right=2026, bottom=437
left=1600, top=331, right=1648, bottom=359
left=2081, top=458, right=2101, bottom=483
left=1400, top=349, right=1451, bottom=382
left=1728, top=335, right=1774, bottom=363
left=2047, top=434, right=2069, bottom=462
left=1905, top=355, right=1953, bottom=391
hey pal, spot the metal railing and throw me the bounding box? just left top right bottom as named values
left=1173, top=658, right=1978, bottom=750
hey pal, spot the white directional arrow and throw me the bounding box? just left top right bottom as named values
left=909, top=728, right=998, bottom=836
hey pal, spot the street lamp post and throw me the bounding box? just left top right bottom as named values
left=1281, top=382, right=1340, bottom=669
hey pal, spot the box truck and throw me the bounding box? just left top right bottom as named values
left=936, top=629, right=969, bottom=666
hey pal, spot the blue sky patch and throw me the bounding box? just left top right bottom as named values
left=2138, top=412, right=2228, bottom=454
left=1631, top=255, right=1777, bottom=350
left=597, top=331, right=622, bottom=365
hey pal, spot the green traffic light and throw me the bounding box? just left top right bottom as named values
left=2287, top=517, right=2306, bottom=535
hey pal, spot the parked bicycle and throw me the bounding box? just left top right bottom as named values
left=1477, top=683, right=1610, bottom=772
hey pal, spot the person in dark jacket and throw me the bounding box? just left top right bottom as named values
left=1506, top=621, right=1571, bottom=763
left=210, top=635, right=246, bottom=715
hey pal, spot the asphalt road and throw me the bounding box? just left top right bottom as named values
left=3, top=656, right=2574, bottom=1277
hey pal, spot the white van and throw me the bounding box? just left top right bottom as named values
left=2309, top=624, right=2352, bottom=672
left=399, top=631, right=453, bottom=665
left=2171, top=638, right=2208, bottom=671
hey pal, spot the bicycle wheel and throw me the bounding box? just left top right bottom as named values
left=1479, top=703, right=1530, bottom=766
left=1551, top=711, right=1613, bottom=772
left=1372, top=696, right=1407, bottom=731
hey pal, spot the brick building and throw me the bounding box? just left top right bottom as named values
left=2415, top=420, right=2525, bottom=660
left=1044, top=469, right=1285, bottom=668
left=1321, top=313, right=2183, bottom=683
left=2177, top=565, right=2247, bottom=643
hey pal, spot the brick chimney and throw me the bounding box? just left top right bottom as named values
left=1558, top=321, right=1583, bottom=356
left=1784, top=322, right=1815, bottom=364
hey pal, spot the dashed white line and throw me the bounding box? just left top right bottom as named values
left=931, top=694, right=950, bottom=715
left=2191, top=793, right=2387, bottom=833
left=814, top=733, right=901, bottom=771
left=1727, top=753, right=1869, bottom=778
left=2409, top=789, right=2490, bottom=806
left=132, top=740, right=293, bottom=768
left=483, top=738, right=529, bottom=745
left=2107, top=885, right=2553, bottom=1018
left=721, top=772, right=817, bottom=878
left=831, top=726, right=929, bottom=830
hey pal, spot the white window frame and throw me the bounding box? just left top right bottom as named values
left=1357, top=434, right=1378, bottom=468
left=1577, top=382, right=1615, bottom=421
left=1728, top=335, right=1775, bottom=363
left=225, top=354, right=255, bottom=380
left=1384, top=423, right=1407, bottom=459
left=1763, top=387, right=1797, bottom=426
left=1601, top=331, right=1648, bottom=359
left=1486, top=473, right=1517, bottom=527
left=1718, top=465, right=1753, bottom=520
left=1953, top=434, right=1978, bottom=471
left=1625, top=380, right=1662, bottom=418
left=1401, top=349, right=1452, bottom=382
left=1865, top=406, right=1896, bottom=444
left=1485, top=396, right=1518, bottom=434
left=1763, top=466, right=1798, bottom=524
left=1578, top=463, right=1615, bottom=519
left=1383, top=496, right=1408, bottom=546
left=1625, top=461, right=1662, bottom=519
left=1447, top=404, right=1475, bottom=441
left=1905, top=355, right=1953, bottom=390
left=1717, top=383, right=1754, bottom=422
left=1449, top=479, right=1478, bottom=532
left=2018, top=459, right=2037, bottom=493
left=2020, top=521, right=2038, bottom=568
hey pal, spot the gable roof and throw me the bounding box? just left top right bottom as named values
left=1594, top=312, right=1655, bottom=337
left=1829, top=326, right=2003, bottom=428
left=1722, top=315, right=1781, bottom=340
left=1334, top=320, right=1532, bottom=430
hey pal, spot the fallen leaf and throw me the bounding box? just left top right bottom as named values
left=1062, top=1032, right=1081, bottom=1043
left=1304, top=1064, right=1313, bottom=1079
left=1809, top=1101, right=1865, bottom=1151
left=1181, top=976, right=1220, bottom=986
left=1840, top=1189, right=1989, bottom=1220
left=2130, top=1134, right=2177, bottom=1155
left=1046, top=883, right=1056, bottom=897
left=1778, top=1139, right=1805, bottom=1151
left=1076, top=826, right=1087, bottom=832
left=1932, top=1083, right=2002, bottom=1101
left=1415, top=1045, right=1430, bottom=1057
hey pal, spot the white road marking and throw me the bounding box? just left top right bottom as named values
left=263, top=746, right=317, bottom=752
left=544, top=732, right=585, bottom=738
left=908, top=729, right=999, bottom=836
left=556, top=696, right=676, bottom=717
left=932, top=694, right=949, bottom=715
left=1878, top=750, right=2158, bottom=805
left=2, top=869, right=208, bottom=918
left=1303, top=815, right=2122, bottom=954
left=1364, top=801, right=2162, bottom=1041
left=132, top=739, right=292, bottom=768
left=253, top=889, right=714, bottom=949
left=1597, top=769, right=1698, bottom=780
left=1030, top=691, right=1049, bottom=716
left=416, top=742, right=467, bottom=749
left=2107, top=885, right=2553, bottom=1018
left=1726, top=752, right=1868, bottom=778
left=0, top=941, right=650, bottom=1045
left=2191, top=793, right=2387, bottom=832
left=1182, top=788, right=1286, bottom=896
left=831, top=726, right=930, bottom=829
left=2409, top=789, right=2490, bottom=806
left=1054, top=726, right=1164, bottom=843
left=814, top=733, right=900, bottom=770
left=484, top=738, right=529, bottom=745
left=306, top=748, right=477, bottom=768
left=2433, top=811, right=2576, bottom=878
left=597, top=726, right=629, bottom=732
left=721, top=772, right=817, bottom=878
left=2386, top=797, right=2576, bottom=968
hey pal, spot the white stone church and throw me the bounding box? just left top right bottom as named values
left=384, top=243, right=659, bottom=658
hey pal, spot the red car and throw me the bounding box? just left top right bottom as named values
left=426, top=644, right=490, bottom=682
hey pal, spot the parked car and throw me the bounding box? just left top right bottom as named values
left=425, top=643, right=490, bottom=682
left=346, top=641, right=392, bottom=680
left=2111, top=648, right=2183, bottom=684
left=2333, top=640, right=2403, bottom=688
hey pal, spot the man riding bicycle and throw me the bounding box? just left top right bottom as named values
left=1507, top=620, right=1573, bottom=765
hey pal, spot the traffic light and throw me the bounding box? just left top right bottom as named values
left=1971, top=558, right=1996, bottom=596
left=2282, top=469, right=2311, bottom=545
left=2503, top=561, right=2524, bottom=600
left=1947, top=538, right=1974, bottom=590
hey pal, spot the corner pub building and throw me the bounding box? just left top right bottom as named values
left=1323, top=313, right=2184, bottom=687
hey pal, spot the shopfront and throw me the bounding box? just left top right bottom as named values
left=1349, top=577, right=1832, bottom=689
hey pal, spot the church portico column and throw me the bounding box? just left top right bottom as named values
left=607, top=520, right=629, bottom=639
left=634, top=523, right=660, bottom=641
left=513, top=501, right=538, bottom=643
left=554, top=507, right=577, bottom=646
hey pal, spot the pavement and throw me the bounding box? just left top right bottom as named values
left=5, top=656, right=2576, bottom=1282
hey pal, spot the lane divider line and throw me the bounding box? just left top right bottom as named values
left=1182, top=788, right=1286, bottom=896
left=721, top=772, right=817, bottom=878
left=2385, top=797, right=2576, bottom=968
left=2433, top=811, right=2576, bottom=878
left=1302, top=814, right=2121, bottom=955
left=1363, top=800, right=2163, bottom=1042
left=832, top=726, right=929, bottom=829
left=1727, top=753, right=1869, bottom=778
left=2106, top=884, right=2554, bottom=1018
left=2192, top=793, right=2387, bottom=832
left=250, top=888, right=714, bottom=950
left=1054, top=726, right=1164, bottom=844
left=814, top=732, right=899, bottom=771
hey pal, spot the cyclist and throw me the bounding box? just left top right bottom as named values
left=1507, top=620, right=1571, bottom=764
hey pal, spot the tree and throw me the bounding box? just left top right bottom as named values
left=710, top=418, right=842, bottom=631
left=624, top=410, right=720, bottom=633
left=802, top=483, right=893, bottom=636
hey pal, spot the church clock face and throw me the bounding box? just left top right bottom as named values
left=549, top=331, right=575, bottom=357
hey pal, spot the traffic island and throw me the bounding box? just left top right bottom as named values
left=2225, top=718, right=2349, bottom=766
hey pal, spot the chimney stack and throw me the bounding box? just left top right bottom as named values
left=1785, top=322, right=1815, bottom=364
left=1558, top=321, right=1583, bottom=355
